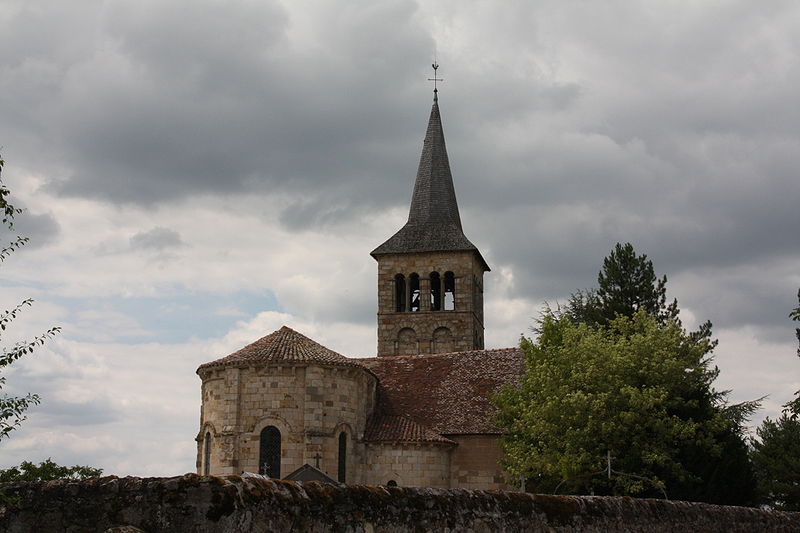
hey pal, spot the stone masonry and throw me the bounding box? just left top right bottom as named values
left=376, top=250, right=486, bottom=356
left=3, top=475, right=799, bottom=533
left=364, top=442, right=453, bottom=488
left=197, top=360, right=376, bottom=481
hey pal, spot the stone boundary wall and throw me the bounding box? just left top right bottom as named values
left=1, top=474, right=797, bottom=533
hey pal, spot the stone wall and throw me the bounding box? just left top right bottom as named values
left=197, top=363, right=376, bottom=481
left=2, top=475, right=798, bottom=533
left=364, top=442, right=453, bottom=488
left=449, top=435, right=510, bottom=490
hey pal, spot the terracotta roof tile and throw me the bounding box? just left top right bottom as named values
left=197, top=326, right=362, bottom=372
left=364, top=414, right=455, bottom=444
left=359, top=348, right=524, bottom=436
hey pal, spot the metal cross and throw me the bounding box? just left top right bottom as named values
left=313, top=452, right=322, bottom=468
left=428, top=62, right=443, bottom=94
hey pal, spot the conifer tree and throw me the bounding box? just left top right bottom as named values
left=782, top=289, right=800, bottom=417
left=564, top=243, right=679, bottom=327
left=596, top=242, right=680, bottom=324
left=791, top=288, right=800, bottom=358
left=751, top=414, right=800, bottom=510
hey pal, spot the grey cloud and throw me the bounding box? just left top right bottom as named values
left=130, top=226, right=185, bottom=251
left=6, top=209, right=60, bottom=249
left=2, top=0, right=433, bottom=209
left=2, top=0, right=799, bottom=346
left=34, top=396, right=121, bottom=427
left=3, top=0, right=800, bottom=475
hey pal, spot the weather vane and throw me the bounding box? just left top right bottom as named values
left=428, top=62, right=443, bottom=97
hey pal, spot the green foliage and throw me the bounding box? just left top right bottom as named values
left=0, top=156, right=61, bottom=441
left=791, top=288, right=800, bottom=358
left=497, top=313, right=717, bottom=496
left=495, top=278, right=760, bottom=505
left=751, top=414, right=800, bottom=510
left=783, top=289, right=800, bottom=417
left=0, top=458, right=102, bottom=482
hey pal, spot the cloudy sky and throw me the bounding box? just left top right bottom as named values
left=1, top=0, right=798, bottom=476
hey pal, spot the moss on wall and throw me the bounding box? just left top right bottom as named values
left=1, top=474, right=798, bottom=532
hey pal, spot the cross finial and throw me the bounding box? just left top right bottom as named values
left=428, top=62, right=443, bottom=101
left=313, top=452, right=322, bottom=468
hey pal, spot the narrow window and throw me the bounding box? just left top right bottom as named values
left=409, top=273, right=420, bottom=312
left=259, top=426, right=281, bottom=478
left=444, top=272, right=455, bottom=310
left=338, top=432, right=347, bottom=483
left=430, top=271, right=441, bottom=311
left=203, top=432, right=211, bottom=476
left=394, top=274, right=406, bottom=312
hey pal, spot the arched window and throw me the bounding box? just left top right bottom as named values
left=387, top=480, right=398, bottom=487
left=397, top=327, right=417, bottom=356
left=203, top=432, right=211, bottom=476
left=394, top=274, right=406, bottom=312
left=444, top=272, right=455, bottom=310
left=259, top=426, right=281, bottom=478
left=338, top=432, right=347, bottom=483
left=430, top=271, right=441, bottom=311
left=409, top=273, right=420, bottom=312
left=433, top=327, right=453, bottom=354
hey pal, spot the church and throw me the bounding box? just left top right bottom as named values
left=195, top=86, right=524, bottom=490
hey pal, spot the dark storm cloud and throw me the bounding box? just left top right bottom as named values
left=0, top=0, right=432, bottom=210
left=2, top=0, right=798, bottom=341
left=409, top=2, right=800, bottom=341
left=7, top=208, right=60, bottom=249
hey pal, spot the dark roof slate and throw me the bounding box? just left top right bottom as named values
left=371, top=98, right=489, bottom=271
left=283, top=464, right=340, bottom=484
left=359, top=348, right=524, bottom=436
left=364, top=414, right=455, bottom=444
left=197, top=326, right=361, bottom=372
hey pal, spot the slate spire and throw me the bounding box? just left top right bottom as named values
left=407, top=98, right=462, bottom=230
left=371, top=94, right=488, bottom=271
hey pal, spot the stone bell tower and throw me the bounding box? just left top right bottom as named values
left=371, top=88, right=490, bottom=357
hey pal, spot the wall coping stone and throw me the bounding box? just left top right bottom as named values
left=1, top=474, right=798, bottom=532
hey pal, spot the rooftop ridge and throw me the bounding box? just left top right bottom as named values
left=197, top=325, right=361, bottom=372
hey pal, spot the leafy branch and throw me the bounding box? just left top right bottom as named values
left=0, top=154, right=62, bottom=441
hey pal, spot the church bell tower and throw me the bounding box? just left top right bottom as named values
left=371, top=83, right=490, bottom=357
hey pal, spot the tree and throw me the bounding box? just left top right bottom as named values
left=564, top=243, right=679, bottom=327
left=783, top=289, right=800, bottom=417
left=751, top=414, right=800, bottom=510
left=0, top=156, right=60, bottom=440
left=791, top=288, right=800, bottom=357
left=494, top=311, right=757, bottom=504
left=499, top=243, right=759, bottom=504
left=0, top=458, right=102, bottom=482
left=559, top=244, right=718, bottom=398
